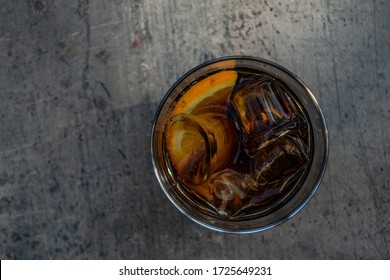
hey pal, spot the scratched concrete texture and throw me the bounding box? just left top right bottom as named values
left=0, top=0, right=389, bottom=259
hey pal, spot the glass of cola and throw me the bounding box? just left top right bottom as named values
left=151, top=56, right=328, bottom=233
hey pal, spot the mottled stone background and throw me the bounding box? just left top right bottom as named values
left=0, top=0, right=389, bottom=259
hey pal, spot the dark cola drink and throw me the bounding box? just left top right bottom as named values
left=152, top=57, right=327, bottom=232
left=163, top=68, right=311, bottom=218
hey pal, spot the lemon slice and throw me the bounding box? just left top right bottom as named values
left=166, top=114, right=213, bottom=185
left=171, top=70, right=238, bottom=115
left=165, top=71, right=238, bottom=185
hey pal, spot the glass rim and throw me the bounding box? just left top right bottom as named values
left=151, top=55, right=329, bottom=234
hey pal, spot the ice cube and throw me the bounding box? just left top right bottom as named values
left=208, top=169, right=257, bottom=216
left=230, top=76, right=306, bottom=156
left=210, top=169, right=248, bottom=199
left=252, top=135, right=309, bottom=193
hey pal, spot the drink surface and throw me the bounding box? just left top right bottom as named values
left=163, top=68, right=312, bottom=219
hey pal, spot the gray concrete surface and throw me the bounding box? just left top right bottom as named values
left=0, top=0, right=389, bottom=259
